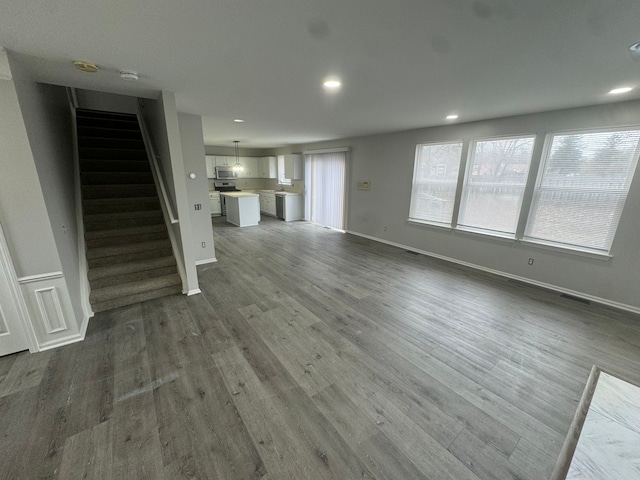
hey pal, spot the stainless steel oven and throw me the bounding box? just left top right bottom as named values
left=213, top=181, right=240, bottom=215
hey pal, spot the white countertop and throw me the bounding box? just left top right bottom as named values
left=220, top=191, right=259, bottom=198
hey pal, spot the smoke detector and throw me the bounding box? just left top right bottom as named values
left=73, top=60, right=98, bottom=73
left=120, top=71, right=138, bottom=81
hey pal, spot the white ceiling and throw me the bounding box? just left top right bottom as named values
left=2, top=0, right=640, bottom=148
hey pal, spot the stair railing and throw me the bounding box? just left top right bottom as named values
left=136, top=103, right=179, bottom=225
left=66, top=87, right=94, bottom=319
left=136, top=100, right=188, bottom=293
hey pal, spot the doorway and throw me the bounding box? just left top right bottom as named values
left=305, top=150, right=347, bottom=230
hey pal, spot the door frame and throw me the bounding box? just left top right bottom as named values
left=0, top=221, right=38, bottom=354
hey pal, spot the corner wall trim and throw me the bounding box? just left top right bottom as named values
left=345, top=230, right=640, bottom=315
left=186, top=288, right=202, bottom=296
left=17, top=271, right=64, bottom=284
left=195, top=257, right=217, bottom=266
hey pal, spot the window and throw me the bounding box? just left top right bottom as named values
left=458, top=136, right=535, bottom=235
left=525, top=129, right=640, bottom=253
left=277, top=155, right=291, bottom=185
left=409, top=142, right=463, bottom=225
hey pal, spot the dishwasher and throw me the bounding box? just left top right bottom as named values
left=275, top=194, right=285, bottom=220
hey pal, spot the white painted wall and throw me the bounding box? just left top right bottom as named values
left=9, top=59, right=85, bottom=329
left=178, top=112, right=216, bottom=264
left=140, top=92, right=200, bottom=295
left=75, top=89, right=138, bottom=114
left=281, top=100, right=640, bottom=311
left=0, top=57, right=82, bottom=350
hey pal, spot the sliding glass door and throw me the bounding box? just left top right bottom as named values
left=305, top=151, right=347, bottom=230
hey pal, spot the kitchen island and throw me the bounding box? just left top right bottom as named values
left=220, top=192, right=260, bottom=227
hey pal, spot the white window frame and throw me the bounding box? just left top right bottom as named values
left=408, top=140, right=464, bottom=227
left=523, top=126, right=640, bottom=255
left=457, top=134, right=536, bottom=237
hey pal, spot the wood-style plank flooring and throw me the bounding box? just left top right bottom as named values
left=1, top=216, right=639, bottom=479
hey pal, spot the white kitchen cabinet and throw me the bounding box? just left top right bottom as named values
left=238, top=156, right=258, bottom=178
left=277, top=192, right=303, bottom=221
left=208, top=191, right=221, bottom=216
left=258, top=156, right=277, bottom=178
left=284, top=154, right=304, bottom=180
left=214, top=156, right=230, bottom=167
left=258, top=191, right=276, bottom=216
left=221, top=192, right=260, bottom=227
left=205, top=156, right=216, bottom=178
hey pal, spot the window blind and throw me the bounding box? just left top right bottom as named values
left=525, top=129, right=640, bottom=252
left=408, top=142, right=463, bottom=225
left=458, top=136, right=535, bottom=235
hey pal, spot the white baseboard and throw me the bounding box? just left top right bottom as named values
left=346, top=230, right=640, bottom=315
left=186, top=288, right=202, bottom=296
left=35, top=328, right=86, bottom=352
left=195, top=257, right=217, bottom=266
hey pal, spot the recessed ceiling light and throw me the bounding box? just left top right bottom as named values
left=609, top=87, right=633, bottom=95
left=73, top=60, right=98, bottom=73
left=446, top=114, right=459, bottom=120
left=323, top=80, right=342, bottom=90
left=233, top=119, right=245, bottom=123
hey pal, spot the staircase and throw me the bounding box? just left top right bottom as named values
left=77, top=109, right=182, bottom=312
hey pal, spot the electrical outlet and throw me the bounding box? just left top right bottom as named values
left=201, top=242, right=206, bottom=248
left=194, top=203, right=202, bottom=210
left=528, top=258, right=534, bottom=265
left=383, top=226, right=388, bottom=231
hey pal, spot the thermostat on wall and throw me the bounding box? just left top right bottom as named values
left=357, top=181, right=371, bottom=191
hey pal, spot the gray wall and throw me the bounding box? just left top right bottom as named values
left=140, top=92, right=199, bottom=293
left=178, top=112, right=215, bottom=263
left=0, top=71, right=62, bottom=277
left=75, top=89, right=138, bottom=114
left=283, top=100, right=640, bottom=311
left=9, top=60, right=84, bottom=325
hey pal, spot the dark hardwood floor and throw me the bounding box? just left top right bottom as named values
left=1, top=216, right=639, bottom=479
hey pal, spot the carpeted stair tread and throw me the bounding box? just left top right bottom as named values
left=78, top=137, right=144, bottom=149
left=79, top=147, right=147, bottom=161
left=87, top=247, right=173, bottom=269
left=84, top=209, right=163, bottom=224
left=82, top=184, right=158, bottom=199
left=91, top=285, right=182, bottom=313
left=77, top=108, right=183, bottom=313
left=85, top=223, right=167, bottom=240
left=88, top=246, right=174, bottom=268
left=77, top=125, right=142, bottom=139
left=82, top=196, right=160, bottom=214
left=88, top=255, right=177, bottom=281
left=90, top=272, right=181, bottom=303
left=87, top=238, right=171, bottom=259
left=80, top=159, right=153, bottom=173
left=89, top=265, right=179, bottom=289
left=81, top=171, right=154, bottom=185
left=86, top=230, right=169, bottom=249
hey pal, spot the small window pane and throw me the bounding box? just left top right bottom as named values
left=459, top=136, right=535, bottom=234
left=409, top=142, right=462, bottom=225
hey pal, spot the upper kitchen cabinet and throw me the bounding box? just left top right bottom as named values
left=205, top=155, right=216, bottom=178
left=258, top=156, right=277, bottom=178
left=214, top=156, right=231, bottom=167
left=238, top=156, right=257, bottom=178
left=284, top=154, right=304, bottom=180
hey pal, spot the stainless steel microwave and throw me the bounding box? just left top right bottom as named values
left=215, top=166, right=237, bottom=179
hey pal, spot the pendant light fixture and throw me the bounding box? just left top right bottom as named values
left=232, top=140, right=244, bottom=172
